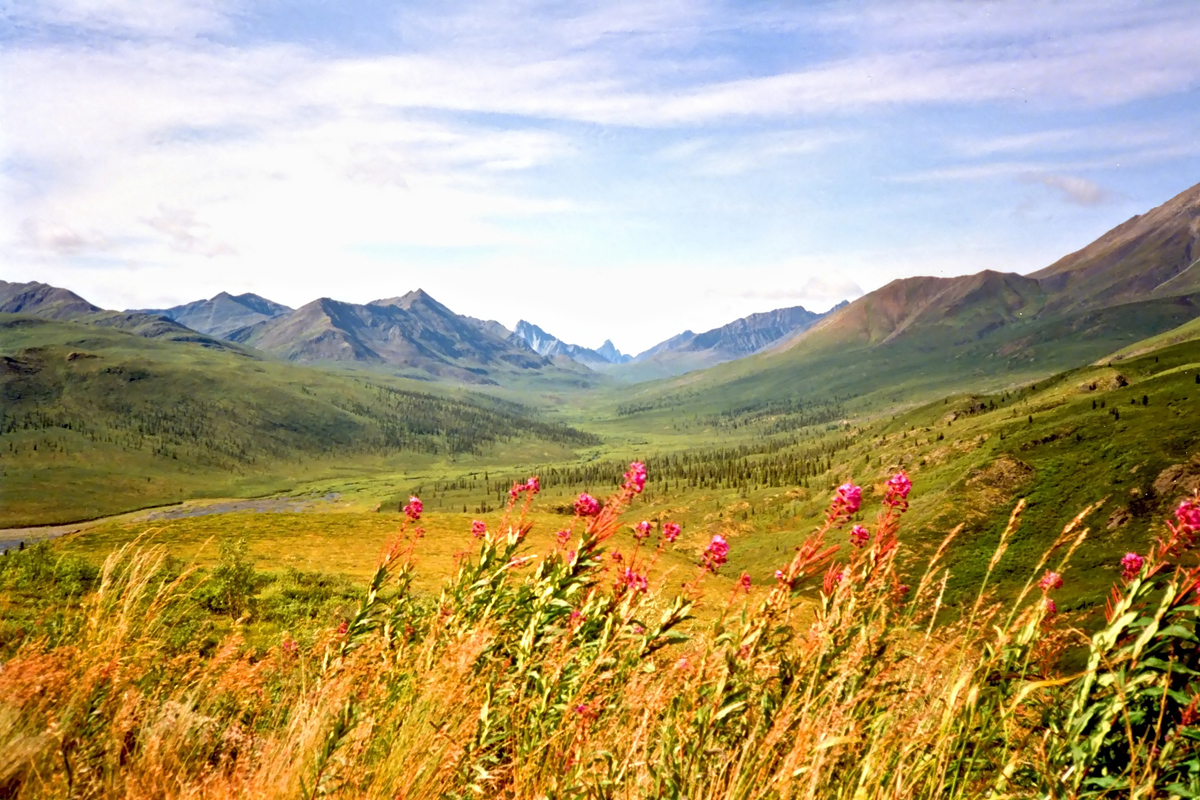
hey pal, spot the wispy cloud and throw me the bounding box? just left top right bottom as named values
left=1024, top=174, right=1112, bottom=207
left=2, top=0, right=1199, bottom=351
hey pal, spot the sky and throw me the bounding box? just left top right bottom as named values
left=2, top=1, right=1200, bottom=356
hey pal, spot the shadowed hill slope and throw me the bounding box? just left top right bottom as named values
left=131, top=292, right=292, bottom=338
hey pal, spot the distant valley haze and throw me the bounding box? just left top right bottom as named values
left=3, top=1, right=1200, bottom=354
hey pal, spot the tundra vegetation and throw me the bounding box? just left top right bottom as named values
left=2, top=461, right=1199, bottom=798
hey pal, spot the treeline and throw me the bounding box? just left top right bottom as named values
left=410, top=434, right=855, bottom=505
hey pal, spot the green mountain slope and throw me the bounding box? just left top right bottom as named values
left=0, top=314, right=598, bottom=526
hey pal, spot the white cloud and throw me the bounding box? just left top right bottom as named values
left=2, top=0, right=1200, bottom=354
left=1024, top=174, right=1112, bottom=207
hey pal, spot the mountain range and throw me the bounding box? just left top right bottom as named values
left=634, top=179, right=1200, bottom=411
left=4, top=179, right=1199, bottom=393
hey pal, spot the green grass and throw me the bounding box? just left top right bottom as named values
left=0, top=315, right=596, bottom=526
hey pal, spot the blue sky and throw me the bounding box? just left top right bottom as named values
left=2, top=0, right=1199, bottom=355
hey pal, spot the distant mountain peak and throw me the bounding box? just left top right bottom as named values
left=129, top=291, right=292, bottom=338
left=596, top=339, right=632, bottom=364
left=512, top=320, right=627, bottom=367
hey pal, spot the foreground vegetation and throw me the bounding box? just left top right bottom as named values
left=2, top=464, right=1198, bottom=798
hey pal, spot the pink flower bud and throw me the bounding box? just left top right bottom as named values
left=849, top=524, right=870, bottom=547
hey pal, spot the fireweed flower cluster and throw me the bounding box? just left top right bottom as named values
left=624, top=461, right=647, bottom=494
left=849, top=525, right=871, bottom=547
left=633, top=520, right=652, bottom=541
left=471, top=520, right=487, bottom=538
left=1176, top=499, right=1200, bottom=532
left=1120, top=552, right=1144, bottom=580
left=703, top=535, right=729, bottom=570
left=662, top=522, right=681, bottom=543
left=885, top=470, right=913, bottom=510
left=404, top=496, right=423, bottom=522
left=828, top=482, right=863, bottom=525
left=574, top=493, right=601, bottom=517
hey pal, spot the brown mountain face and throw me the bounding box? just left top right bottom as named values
left=1033, top=181, right=1200, bottom=312
left=0, top=280, right=101, bottom=319
left=654, top=179, right=1200, bottom=409
left=775, top=180, right=1200, bottom=362
left=227, top=290, right=550, bottom=383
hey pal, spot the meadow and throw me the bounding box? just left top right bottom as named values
left=2, top=464, right=1198, bottom=798
left=3, top=310, right=1200, bottom=797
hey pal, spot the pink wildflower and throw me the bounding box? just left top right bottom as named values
left=662, top=522, right=681, bottom=543
left=336, top=620, right=348, bottom=636
left=471, top=519, right=487, bottom=538
left=281, top=638, right=299, bottom=657
left=631, top=623, right=644, bottom=634
left=404, top=496, right=423, bottom=521
left=831, top=482, right=863, bottom=517
left=738, top=572, right=752, bottom=592
left=1039, top=571, right=1063, bottom=592
left=1045, top=598, right=1057, bottom=617
left=885, top=471, right=912, bottom=510
left=525, top=475, right=540, bottom=494
left=574, top=493, right=601, bottom=517
left=886, top=470, right=913, bottom=500
left=624, top=461, right=648, bottom=494
left=849, top=524, right=871, bottom=547
left=833, top=570, right=846, bottom=584
left=1120, top=552, right=1144, bottom=580
left=633, top=520, right=652, bottom=540
left=611, top=550, right=623, bottom=563
left=1176, top=500, right=1200, bottom=530
left=556, top=528, right=571, bottom=546
left=568, top=609, right=583, bottom=625
left=703, top=534, right=729, bottom=569
left=509, top=482, right=522, bottom=499
left=620, top=568, right=649, bottom=593
left=774, top=569, right=785, bottom=581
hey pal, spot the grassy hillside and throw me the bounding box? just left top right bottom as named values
left=382, top=328, right=1200, bottom=612
left=614, top=294, right=1200, bottom=417
left=0, top=314, right=597, bottom=526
